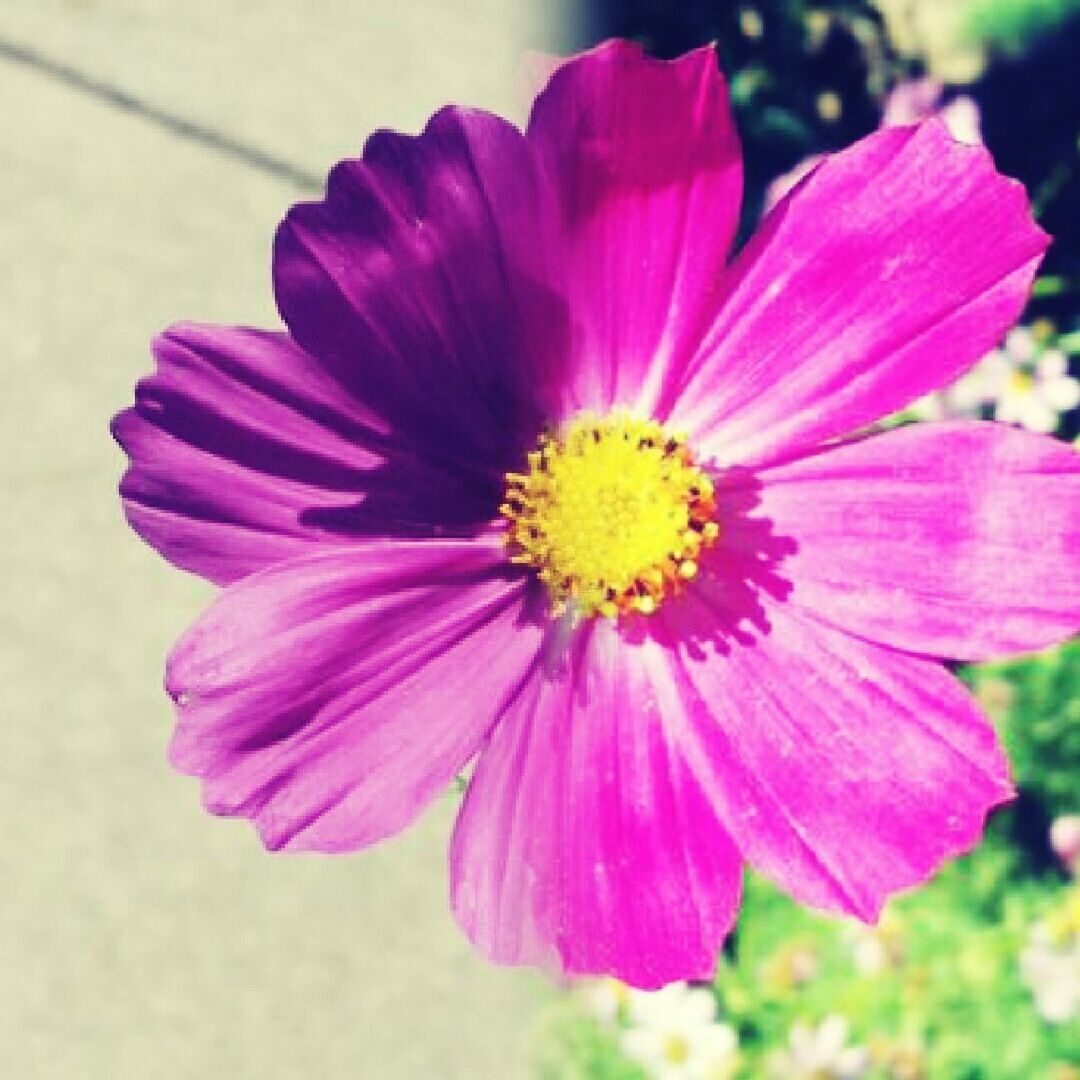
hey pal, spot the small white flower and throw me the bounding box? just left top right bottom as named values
left=619, top=983, right=739, bottom=1080
left=768, top=1016, right=871, bottom=1079
left=844, top=909, right=905, bottom=975
left=993, top=348, right=1080, bottom=433
left=576, top=977, right=633, bottom=1025
left=1020, top=925, right=1080, bottom=1024
left=908, top=361, right=995, bottom=421
left=1021, top=891, right=1080, bottom=1025
left=911, top=326, right=1080, bottom=432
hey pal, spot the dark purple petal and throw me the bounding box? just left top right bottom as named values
left=167, top=537, right=543, bottom=853
left=274, top=106, right=568, bottom=477
left=113, top=324, right=499, bottom=585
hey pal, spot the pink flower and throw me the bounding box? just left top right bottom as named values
left=112, top=42, right=1080, bottom=988
left=881, top=77, right=981, bottom=145
left=766, top=76, right=981, bottom=212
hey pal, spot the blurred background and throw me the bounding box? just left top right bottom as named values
left=2, top=1, right=1078, bottom=1078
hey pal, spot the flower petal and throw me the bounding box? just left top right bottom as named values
left=450, top=619, right=742, bottom=989
left=113, top=324, right=504, bottom=585
left=274, top=106, right=567, bottom=475
left=167, top=537, right=542, bottom=853
left=670, top=121, right=1048, bottom=465
left=654, top=598, right=1012, bottom=921
left=754, top=421, right=1080, bottom=658
left=527, top=40, right=743, bottom=415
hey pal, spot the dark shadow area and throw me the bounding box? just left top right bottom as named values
left=624, top=467, right=798, bottom=657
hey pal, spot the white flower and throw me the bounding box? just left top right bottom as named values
left=908, top=361, right=994, bottom=421
left=768, top=1016, right=871, bottom=1079
left=619, top=983, right=739, bottom=1080
left=911, top=326, right=1080, bottom=432
left=1021, top=891, right=1080, bottom=1024
left=844, top=909, right=905, bottom=975
left=992, top=347, right=1080, bottom=433
left=1021, top=926, right=1080, bottom=1024
left=576, top=977, right=633, bottom=1025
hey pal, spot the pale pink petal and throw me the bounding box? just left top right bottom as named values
left=450, top=619, right=742, bottom=989
left=167, top=537, right=543, bottom=852
left=669, top=121, right=1047, bottom=466
left=750, top=421, right=1080, bottom=659
left=652, top=597, right=1012, bottom=921
left=527, top=40, right=742, bottom=416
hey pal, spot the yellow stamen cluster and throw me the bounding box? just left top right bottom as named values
left=501, top=412, right=719, bottom=618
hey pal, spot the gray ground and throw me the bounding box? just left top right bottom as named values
left=0, top=3, right=578, bottom=1077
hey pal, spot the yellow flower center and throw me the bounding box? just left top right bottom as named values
left=1008, top=370, right=1035, bottom=395
left=664, top=1034, right=691, bottom=1064
left=501, top=412, right=719, bottom=618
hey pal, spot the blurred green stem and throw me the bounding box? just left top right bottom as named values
left=1056, top=329, right=1080, bottom=354
left=1031, top=276, right=1077, bottom=298
left=1031, top=132, right=1080, bottom=218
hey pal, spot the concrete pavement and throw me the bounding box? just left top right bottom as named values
left=0, top=3, right=578, bottom=1077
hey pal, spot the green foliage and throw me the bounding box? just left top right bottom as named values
left=967, top=0, right=1080, bottom=47
left=965, top=638, right=1080, bottom=820
left=534, top=1003, right=648, bottom=1080
left=538, top=864, right=1079, bottom=1078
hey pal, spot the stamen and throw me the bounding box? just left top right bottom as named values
left=501, top=411, right=719, bottom=618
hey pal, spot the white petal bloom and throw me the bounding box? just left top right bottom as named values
left=1005, top=326, right=1038, bottom=363
left=576, top=977, right=633, bottom=1025
left=1020, top=926, right=1080, bottom=1024
left=769, top=1016, right=871, bottom=1079
left=911, top=328, right=1079, bottom=432
left=992, top=343, right=1080, bottom=433
left=619, top=983, right=739, bottom=1080
left=1021, top=892, right=1080, bottom=1024
left=844, top=909, right=905, bottom=975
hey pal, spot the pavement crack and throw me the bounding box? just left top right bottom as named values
left=0, top=35, right=323, bottom=192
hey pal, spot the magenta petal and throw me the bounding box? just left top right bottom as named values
left=274, top=106, right=567, bottom=474
left=670, top=121, right=1048, bottom=465
left=657, top=599, right=1012, bottom=921
left=166, top=537, right=542, bottom=853
left=113, top=324, right=501, bottom=586
left=450, top=620, right=742, bottom=989
left=527, top=40, right=743, bottom=416
left=756, top=421, right=1080, bottom=659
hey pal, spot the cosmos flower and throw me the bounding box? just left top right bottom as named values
left=1020, top=890, right=1080, bottom=1024
left=765, top=73, right=980, bottom=211
left=880, top=77, right=981, bottom=146
left=913, top=326, right=1080, bottom=430
left=113, top=41, right=1080, bottom=988
left=620, top=983, right=739, bottom=1080
left=767, top=1016, right=870, bottom=1080
left=843, top=908, right=905, bottom=976
left=576, top=976, right=633, bottom=1025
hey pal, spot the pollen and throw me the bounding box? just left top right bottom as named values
left=500, top=412, right=719, bottom=618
